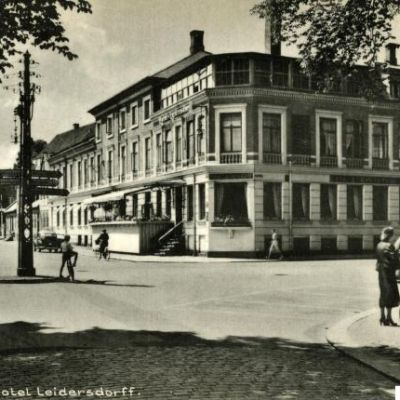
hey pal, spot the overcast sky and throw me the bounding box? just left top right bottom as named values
left=0, top=0, right=399, bottom=168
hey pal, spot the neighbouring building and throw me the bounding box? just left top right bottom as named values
left=32, top=28, right=400, bottom=257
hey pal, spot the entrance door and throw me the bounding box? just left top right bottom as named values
left=175, top=187, right=183, bottom=223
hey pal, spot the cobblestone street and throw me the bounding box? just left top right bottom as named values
left=0, top=242, right=396, bottom=399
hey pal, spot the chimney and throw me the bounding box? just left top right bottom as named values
left=73, top=123, right=80, bottom=130
left=386, top=43, right=399, bottom=66
left=264, top=3, right=281, bottom=56
left=190, top=30, right=205, bottom=55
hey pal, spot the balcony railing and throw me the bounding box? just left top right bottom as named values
left=145, top=168, right=154, bottom=176
left=198, top=153, right=206, bottom=164
left=220, top=152, right=242, bottom=164
left=263, top=152, right=282, bottom=164
left=290, top=154, right=312, bottom=166
left=346, top=158, right=364, bottom=169
left=166, top=162, right=174, bottom=171
left=320, top=156, right=338, bottom=168
left=372, top=158, right=389, bottom=170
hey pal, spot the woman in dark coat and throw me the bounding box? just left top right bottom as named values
left=376, top=226, right=400, bottom=326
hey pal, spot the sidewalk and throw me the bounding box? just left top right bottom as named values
left=327, top=308, right=400, bottom=383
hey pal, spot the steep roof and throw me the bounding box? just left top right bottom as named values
left=45, top=123, right=95, bottom=157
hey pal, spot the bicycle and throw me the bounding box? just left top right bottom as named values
left=97, top=245, right=111, bottom=261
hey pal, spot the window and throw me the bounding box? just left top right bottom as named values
left=145, top=137, right=152, bottom=170
left=372, top=122, right=388, bottom=159
left=347, top=185, right=363, bottom=220
left=120, top=110, right=126, bottom=131
left=187, top=185, right=194, bottom=221
left=272, top=59, right=289, bottom=87
left=77, top=207, right=82, bottom=226
left=83, top=159, right=88, bottom=185
left=56, top=209, right=60, bottom=227
left=215, top=58, right=250, bottom=86
left=293, top=237, right=310, bottom=256
left=156, top=191, right=162, bottom=217
left=143, top=98, right=151, bottom=121
left=121, top=146, right=126, bottom=177
left=198, top=184, right=206, bottom=220
left=63, top=166, right=67, bottom=189
left=187, top=120, right=195, bottom=161
left=90, top=157, right=94, bottom=183
left=321, top=237, right=337, bottom=253
left=348, top=236, right=363, bottom=254
left=254, top=59, right=271, bottom=86
left=320, top=184, right=337, bottom=220
left=69, top=164, right=74, bottom=189
left=345, top=120, right=363, bottom=158
left=221, top=113, right=242, bottom=152
left=292, top=62, right=309, bottom=89
left=77, top=161, right=81, bottom=187
left=197, top=116, right=206, bottom=155
left=263, top=183, right=281, bottom=219
left=175, top=126, right=182, bottom=161
left=390, top=81, right=400, bottom=98
left=292, top=183, right=309, bottom=220
left=132, top=194, right=138, bottom=218
left=131, top=104, right=138, bottom=127
left=96, top=154, right=102, bottom=184
left=165, top=130, right=173, bottom=164
left=84, top=208, right=88, bottom=225
left=131, top=142, right=138, bottom=172
left=263, top=113, right=281, bottom=154
left=292, top=115, right=311, bottom=154
left=106, top=116, right=113, bottom=135
left=165, top=189, right=172, bottom=217
left=69, top=208, right=74, bottom=226
left=373, top=186, right=388, bottom=221
left=156, top=134, right=162, bottom=167
left=108, top=150, right=113, bottom=181
left=96, top=122, right=101, bottom=141
left=214, top=183, right=248, bottom=222
left=320, top=118, right=337, bottom=157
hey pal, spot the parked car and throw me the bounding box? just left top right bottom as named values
left=34, top=231, right=64, bottom=253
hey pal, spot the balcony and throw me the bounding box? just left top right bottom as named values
left=220, top=152, right=242, bottom=164
left=346, top=158, right=364, bottom=169
left=198, top=154, right=206, bottom=165
left=372, top=158, right=389, bottom=170
left=290, top=154, right=312, bottom=166
left=263, top=153, right=282, bottom=164
left=320, top=156, right=338, bottom=168
left=166, top=162, right=174, bottom=172
left=145, top=168, right=154, bottom=176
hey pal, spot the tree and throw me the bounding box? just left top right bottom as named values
left=0, top=0, right=92, bottom=79
left=14, top=138, right=48, bottom=168
left=251, top=0, right=400, bottom=98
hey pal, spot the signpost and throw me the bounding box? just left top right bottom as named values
left=0, top=52, right=68, bottom=277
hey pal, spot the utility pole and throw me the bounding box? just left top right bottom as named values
left=17, top=51, right=35, bottom=277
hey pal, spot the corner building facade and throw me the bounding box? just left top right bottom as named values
left=40, top=31, right=400, bottom=257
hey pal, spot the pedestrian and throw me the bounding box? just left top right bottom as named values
left=267, top=229, right=283, bottom=260
left=59, top=234, right=78, bottom=282
left=376, top=226, right=399, bottom=326
left=96, top=229, right=109, bottom=259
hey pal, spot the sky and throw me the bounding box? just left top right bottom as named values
left=0, top=0, right=399, bottom=169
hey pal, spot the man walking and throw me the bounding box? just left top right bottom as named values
left=60, top=235, right=78, bottom=281
left=267, top=229, right=283, bottom=260
left=97, top=229, right=109, bottom=259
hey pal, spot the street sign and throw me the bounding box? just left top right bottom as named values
left=0, top=169, right=62, bottom=179
left=30, top=187, right=69, bottom=196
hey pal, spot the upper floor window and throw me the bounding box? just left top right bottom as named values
left=131, top=104, right=138, bottom=127
left=345, top=120, right=363, bottom=159
left=131, top=142, right=138, bottom=172
left=107, top=150, right=113, bottom=179
left=156, top=134, right=162, bottom=167
left=120, top=110, right=126, bottom=132
left=372, top=122, right=388, bottom=159
left=69, top=164, right=74, bottom=189
left=145, top=137, right=152, bottom=170
left=89, top=157, right=94, bottom=183
left=320, top=118, right=337, bottom=157
left=106, top=116, right=113, bottom=135
left=165, top=130, right=173, bottom=164
left=77, top=161, right=82, bottom=187
left=96, top=122, right=101, bottom=141
left=175, top=126, right=182, bottom=162
left=83, top=159, right=88, bottom=185
left=263, top=113, right=281, bottom=154
left=121, top=146, right=126, bottom=176
left=96, top=154, right=102, bottom=183
left=292, top=115, right=311, bottom=155
left=197, top=116, right=206, bottom=156
left=221, top=113, right=242, bottom=153
left=215, top=58, right=250, bottom=86
left=187, top=120, right=195, bottom=160
left=143, top=97, right=151, bottom=122
left=254, top=59, right=271, bottom=86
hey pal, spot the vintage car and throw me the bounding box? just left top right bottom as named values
left=34, top=231, right=64, bottom=253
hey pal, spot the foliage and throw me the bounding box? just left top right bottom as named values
left=251, top=0, right=400, bottom=98
left=14, top=138, right=48, bottom=168
left=0, top=0, right=92, bottom=78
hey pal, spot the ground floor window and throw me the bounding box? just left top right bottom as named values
left=132, top=194, right=138, bottom=218
left=187, top=186, right=193, bottom=221
left=263, top=182, right=281, bottom=219
left=156, top=191, right=162, bottom=218
left=373, top=186, right=388, bottom=221
left=214, top=182, right=248, bottom=224
left=292, top=183, right=309, bottom=220
left=321, top=237, right=337, bottom=253
left=198, top=184, right=206, bottom=220
left=348, top=236, right=363, bottom=253
left=165, top=189, right=172, bottom=218
left=320, top=184, right=337, bottom=220
left=293, top=237, right=310, bottom=255
left=347, top=185, right=363, bottom=220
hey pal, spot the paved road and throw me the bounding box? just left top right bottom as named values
left=0, top=242, right=395, bottom=399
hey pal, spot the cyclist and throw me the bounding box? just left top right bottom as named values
left=96, top=229, right=109, bottom=259
left=60, top=235, right=78, bottom=281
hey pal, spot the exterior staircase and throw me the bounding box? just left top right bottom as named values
left=153, top=221, right=185, bottom=256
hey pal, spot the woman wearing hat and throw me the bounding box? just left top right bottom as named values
left=376, top=226, right=400, bottom=326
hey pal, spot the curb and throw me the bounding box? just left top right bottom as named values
left=0, top=276, right=60, bottom=284
left=326, top=308, right=400, bottom=384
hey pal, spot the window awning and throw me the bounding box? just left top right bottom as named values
left=146, top=179, right=186, bottom=189
left=83, top=187, right=145, bottom=205
left=3, top=202, right=17, bottom=214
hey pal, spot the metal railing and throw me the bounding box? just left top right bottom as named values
left=320, top=156, right=338, bottom=167
left=263, top=153, right=282, bottom=164
left=346, top=158, right=364, bottom=169
left=220, top=152, right=242, bottom=164
left=290, top=154, right=312, bottom=165
left=158, top=220, right=184, bottom=245
left=372, top=158, right=389, bottom=170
